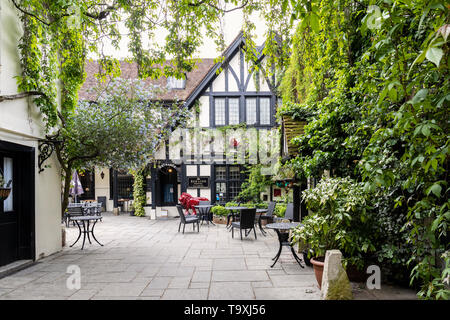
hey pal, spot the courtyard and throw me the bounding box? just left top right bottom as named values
left=0, top=213, right=417, bottom=300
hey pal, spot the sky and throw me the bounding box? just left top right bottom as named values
left=99, top=6, right=268, bottom=59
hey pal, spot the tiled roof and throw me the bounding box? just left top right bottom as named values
left=79, top=59, right=216, bottom=101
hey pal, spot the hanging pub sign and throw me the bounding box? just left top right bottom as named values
left=187, top=176, right=210, bottom=188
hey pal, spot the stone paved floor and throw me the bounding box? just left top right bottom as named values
left=0, top=213, right=417, bottom=300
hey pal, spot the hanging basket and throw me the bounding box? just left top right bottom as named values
left=0, top=187, right=11, bottom=201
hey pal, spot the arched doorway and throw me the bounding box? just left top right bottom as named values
left=158, top=165, right=178, bottom=206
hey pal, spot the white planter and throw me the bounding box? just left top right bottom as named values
left=144, top=207, right=156, bottom=219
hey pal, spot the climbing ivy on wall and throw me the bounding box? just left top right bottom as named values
left=278, top=0, right=449, bottom=300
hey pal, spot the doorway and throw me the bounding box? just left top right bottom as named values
left=158, top=166, right=178, bottom=206
left=0, top=141, right=35, bottom=267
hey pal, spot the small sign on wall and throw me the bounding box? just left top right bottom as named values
left=187, top=177, right=210, bottom=188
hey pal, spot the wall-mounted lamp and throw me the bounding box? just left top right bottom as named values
left=100, top=171, right=105, bottom=179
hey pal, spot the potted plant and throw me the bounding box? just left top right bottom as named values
left=0, top=170, right=12, bottom=201
left=292, top=177, right=376, bottom=288
left=129, top=202, right=135, bottom=216
left=211, top=205, right=228, bottom=224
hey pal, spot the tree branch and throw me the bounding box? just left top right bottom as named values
left=10, top=0, right=51, bottom=26
left=0, top=90, right=47, bottom=103
left=188, top=0, right=249, bottom=13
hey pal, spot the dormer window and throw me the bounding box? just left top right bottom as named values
left=167, top=75, right=186, bottom=90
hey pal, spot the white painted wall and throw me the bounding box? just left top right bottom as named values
left=0, top=1, right=62, bottom=260
left=199, top=95, right=209, bottom=127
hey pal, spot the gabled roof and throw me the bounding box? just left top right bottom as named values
left=79, top=59, right=215, bottom=102
left=183, top=31, right=265, bottom=108
left=79, top=32, right=265, bottom=105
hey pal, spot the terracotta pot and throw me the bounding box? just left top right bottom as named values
left=213, top=216, right=227, bottom=224
left=0, top=187, right=11, bottom=201
left=346, top=263, right=368, bottom=282
left=310, top=256, right=325, bottom=289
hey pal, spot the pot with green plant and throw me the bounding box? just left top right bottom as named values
left=0, top=169, right=12, bottom=201
left=292, top=177, right=377, bottom=288
left=211, top=205, right=228, bottom=224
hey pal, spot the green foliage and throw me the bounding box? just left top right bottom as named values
left=130, top=167, right=147, bottom=217
left=236, top=165, right=272, bottom=203
left=274, top=203, right=286, bottom=217
left=211, top=205, right=228, bottom=217
left=279, top=0, right=449, bottom=299
left=292, top=177, right=378, bottom=270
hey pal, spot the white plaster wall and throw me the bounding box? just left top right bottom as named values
left=199, top=95, right=209, bottom=127
left=212, top=67, right=226, bottom=92
left=229, top=53, right=240, bottom=88
left=94, top=167, right=114, bottom=211
left=154, top=141, right=166, bottom=160
left=246, top=73, right=257, bottom=91
left=228, top=68, right=239, bottom=91
left=0, top=1, right=62, bottom=260
left=186, top=165, right=197, bottom=176
left=186, top=188, right=197, bottom=196
left=199, top=165, right=210, bottom=176
left=199, top=188, right=210, bottom=200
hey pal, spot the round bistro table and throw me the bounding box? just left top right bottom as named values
left=69, top=216, right=103, bottom=250
left=194, top=204, right=215, bottom=225
left=266, top=222, right=304, bottom=268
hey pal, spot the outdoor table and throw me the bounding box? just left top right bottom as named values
left=224, top=206, right=248, bottom=229
left=194, top=205, right=215, bottom=225
left=69, top=216, right=104, bottom=250
left=266, top=222, right=304, bottom=268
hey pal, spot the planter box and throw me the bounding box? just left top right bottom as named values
left=213, top=216, right=227, bottom=224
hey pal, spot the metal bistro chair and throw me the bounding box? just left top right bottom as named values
left=226, top=202, right=241, bottom=228
left=258, top=202, right=276, bottom=235
left=275, top=203, right=294, bottom=223
left=65, top=204, right=85, bottom=227
left=84, top=202, right=103, bottom=221
left=176, top=205, right=200, bottom=234
left=231, top=208, right=257, bottom=240
left=284, top=203, right=294, bottom=222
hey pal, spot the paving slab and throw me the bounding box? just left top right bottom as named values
left=0, top=213, right=417, bottom=300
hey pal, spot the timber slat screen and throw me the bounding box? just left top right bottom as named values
left=282, top=115, right=307, bottom=157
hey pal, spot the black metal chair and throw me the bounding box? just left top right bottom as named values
left=226, top=202, right=241, bottom=228
left=284, top=203, right=294, bottom=221
left=177, top=205, right=200, bottom=233
left=274, top=203, right=294, bottom=223
left=258, top=202, right=276, bottom=235
left=231, top=208, right=257, bottom=240
left=65, top=205, right=84, bottom=227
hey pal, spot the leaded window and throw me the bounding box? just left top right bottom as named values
left=215, top=98, right=226, bottom=126
left=228, top=98, right=240, bottom=125
left=260, top=97, right=271, bottom=125
left=246, top=98, right=257, bottom=125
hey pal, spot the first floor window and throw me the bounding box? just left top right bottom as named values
left=215, top=98, right=226, bottom=126
left=260, top=97, right=271, bottom=125
left=246, top=98, right=257, bottom=125
left=228, top=98, right=240, bottom=125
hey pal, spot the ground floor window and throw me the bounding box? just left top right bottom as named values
left=110, top=169, right=134, bottom=200
left=214, top=165, right=244, bottom=204
left=78, top=170, right=95, bottom=200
